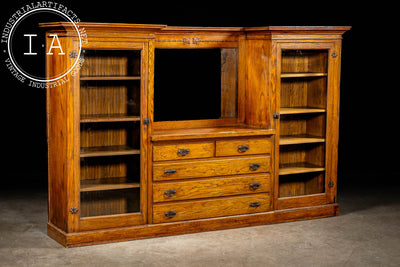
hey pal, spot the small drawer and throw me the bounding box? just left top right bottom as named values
left=216, top=138, right=271, bottom=157
left=153, top=194, right=270, bottom=223
left=153, top=141, right=214, bottom=161
left=153, top=174, right=270, bottom=202
left=153, top=155, right=270, bottom=181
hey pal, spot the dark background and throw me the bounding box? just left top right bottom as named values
left=1, top=0, right=398, bottom=190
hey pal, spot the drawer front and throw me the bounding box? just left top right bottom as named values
left=153, top=174, right=270, bottom=202
left=215, top=138, right=271, bottom=157
left=153, top=141, right=214, bottom=161
left=153, top=155, right=270, bottom=181
left=153, top=194, right=270, bottom=223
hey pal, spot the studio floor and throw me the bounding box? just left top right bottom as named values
left=1, top=173, right=399, bottom=267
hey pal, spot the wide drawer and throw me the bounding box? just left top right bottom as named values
left=153, top=194, right=270, bottom=223
left=153, top=155, right=270, bottom=181
left=153, top=174, right=270, bottom=202
left=153, top=141, right=214, bottom=161
left=215, top=138, right=271, bottom=157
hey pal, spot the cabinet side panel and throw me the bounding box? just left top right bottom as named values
left=46, top=34, right=69, bottom=231
left=47, top=78, right=68, bottom=231
left=245, top=39, right=271, bottom=128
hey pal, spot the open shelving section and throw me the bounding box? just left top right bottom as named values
left=278, top=49, right=328, bottom=198
left=79, top=49, right=142, bottom=217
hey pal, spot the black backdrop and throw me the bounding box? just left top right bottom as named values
left=1, top=0, right=398, bottom=189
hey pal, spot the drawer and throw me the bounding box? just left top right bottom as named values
left=153, top=194, right=270, bottom=223
left=153, top=141, right=214, bottom=161
left=153, top=174, right=270, bottom=202
left=153, top=155, right=270, bottom=181
left=216, top=138, right=271, bottom=157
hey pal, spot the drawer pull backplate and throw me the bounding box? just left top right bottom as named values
left=178, top=148, right=190, bottom=156
left=164, top=189, right=177, bottom=197
left=250, top=163, right=261, bottom=170
left=250, top=201, right=261, bottom=207
left=165, top=210, right=177, bottom=218
left=249, top=182, right=261, bottom=190
left=164, top=169, right=177, bottom=175
left=238, top=145, right=249, bottom=153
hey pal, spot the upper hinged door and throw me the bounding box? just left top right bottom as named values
left=69, top=41, right=149, bottom=232
left=274, top=41, right=341, bottom=210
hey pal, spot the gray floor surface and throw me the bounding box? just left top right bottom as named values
left=1, top=175, right=399, bottom=267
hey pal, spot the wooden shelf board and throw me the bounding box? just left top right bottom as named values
left=279, top=162, right=325, bottom=175
left=281, top=73, right=327, bottom=78
left=280, top=107, right=326, bottom=115
left=80, top=114, right=140, bottom=123
left=80, top=76, right=141, bottom=81
left=81, top=177, right=140, bottom=192
left=279, top=134, right=325, bottom=145
left=151, top=126, right=275, bottom=141
left=80, top=145, right=140, bottom=158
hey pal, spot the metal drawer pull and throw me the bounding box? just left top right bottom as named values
left=164, top=189, right=177, bottom=197
left=178, top=148, right=190, bottom=156
left=165, top=210, right=176, bottom=218
left=249, top=182, right=261, bottom=190
left=250, top=202, right=261, bottom=208
left=250, top=163, right=261, bottom=170
left=238, top=145, right=249, bottom=153
left=164, top=169, right=177, bottom=175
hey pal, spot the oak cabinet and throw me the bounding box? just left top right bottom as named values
left=42, top=23, right=350, bottom=247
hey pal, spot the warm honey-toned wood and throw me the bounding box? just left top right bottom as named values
left=151, top=126, right=275, bottom=141
left=215, top=138, right=271, bottom=157
left=221, top=48, right=238, bottom=118
left=80, top=178, right=140, bottom=192
left=79, top=213, right=145, bottom=232
left=153, top=141, right=215, bottom=161
left=48, top=204, right=339, bottom=247
left=274, top=39, right=341, bottom=207
left=80, top=146, right=140, bottom=157
left=153, top=155, right=270, bottom=181
left=279, top=135, right=325, bottom=145
left=153, top=194, right=271, bottom=223
left=245, top=38, right=271, bottom=128
left=43, top=23, right=349, bottom=246
left=153, top=174, right=270, bottom=202
left=280, top=107, right=326, bottom=115
left=80, top=76, right=141, bottom=81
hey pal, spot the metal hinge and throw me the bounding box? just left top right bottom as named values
left=69, top=50, right=77, bottom=58
left=143, top=118, right=150, bottom=125
left=69, top=207, right=79, bottom=214
left=328, top=181, right=335, bottom=188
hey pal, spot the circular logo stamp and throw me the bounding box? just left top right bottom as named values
left=2, top=2, right=87, bottom=88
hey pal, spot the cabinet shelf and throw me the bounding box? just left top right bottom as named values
left=279, top=134, right=325, bottom=145
left=80, top=145, right=140, bottom=158
left=80, top=114, right=140, bottom=123
left=80, top=76, right=141, bottom=81
left=80, top=177, right=140, bottom=192
left=279, top=162, right=325, bottom=175
left=280, top=107, right=326, bottom=115
left=281, top=73, right=327, bottom=78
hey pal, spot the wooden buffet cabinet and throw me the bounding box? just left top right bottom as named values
left=42, top=22, right=350, bottom=247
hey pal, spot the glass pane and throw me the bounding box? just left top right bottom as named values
left=154, top=48, right=238, bottom=121
left=279, top=49, right=328, bottom=197
left=79, top=49, right=142, bottom=217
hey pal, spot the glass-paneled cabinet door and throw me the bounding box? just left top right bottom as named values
left=76, top=45, right=148, bottom=230
left=275, top=42, right=340, bottom=210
